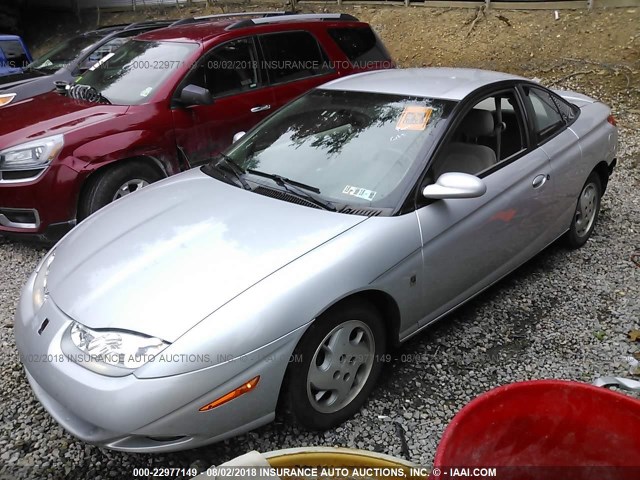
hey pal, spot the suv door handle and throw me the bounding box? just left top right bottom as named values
left=532, top=174, right=549, bottom=189
left=250, top=104, right=271, bottom=113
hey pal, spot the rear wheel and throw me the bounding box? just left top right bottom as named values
left=78, top=161, right=162, bottom=220
left=566, top=172, right=602, bottom=249
left=286, top=300, right=386, bottom=430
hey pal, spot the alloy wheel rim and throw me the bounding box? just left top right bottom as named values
left=307, top=320, right=375, bottom=414
left=574, top=182, right=598, bottom=238
left=113, top=179, right=149, bottom=200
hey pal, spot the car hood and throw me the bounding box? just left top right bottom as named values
left=48, top=169, right=366, bottom=342
left=0, top=91, right=128, bottom=148
left=0, top=70, right=45, bottom=90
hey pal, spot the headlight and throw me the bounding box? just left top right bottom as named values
left=0, top=93, right=16, bottom=107
left=67, top=322, right=170, bottom=374
left=0, top=134, right=64, bottom=171
left=32, top=250, right=55, bottom=311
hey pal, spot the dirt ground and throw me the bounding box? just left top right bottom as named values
left=25, top=3, right=639, bottom=108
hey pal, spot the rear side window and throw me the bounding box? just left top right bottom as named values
left=328, top=27, right=391, bottom=67
left=259, top=31, right=331, bottom=85
left=523, top=86, right=568, bottom=143
left=0, top=40, right=29, bottom=69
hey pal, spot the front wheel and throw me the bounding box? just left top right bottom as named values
left=78, top=161, right=162, bottom=220
left=565, top=172, right=602, bottom=249
left=286, top=300, right=386, bottom=430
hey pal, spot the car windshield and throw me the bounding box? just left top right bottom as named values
left=76, top=40, right=197, bottom=105
left=28, top=34, right=103, bottom=72
left=226, top=89, right=452, bottom=208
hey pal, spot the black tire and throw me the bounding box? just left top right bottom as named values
left=565, top=172, right=602, bottom=249
left=78, top=161, right=162, bottom=220
left=286, top=300, right=386, bottom=430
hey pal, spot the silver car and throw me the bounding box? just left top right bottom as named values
left=14, top=68, right=617, bottom=452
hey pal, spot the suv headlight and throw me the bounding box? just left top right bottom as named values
left=64, top=322, right=170, bottom=376
left=33, top=250, right=55, bottom=311
left=0, top=134, right=64, bottom=171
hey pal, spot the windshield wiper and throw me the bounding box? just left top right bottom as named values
left=214, top=154, right=250, bottom=190
left=247, top=169, right=336, bottom=211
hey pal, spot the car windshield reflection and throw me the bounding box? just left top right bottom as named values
left=77, top=40, right=197, bottom=105
left=226, top=90, right=454, bottom=208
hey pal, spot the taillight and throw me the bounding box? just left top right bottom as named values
left=607, top=114, right=617, bottom=126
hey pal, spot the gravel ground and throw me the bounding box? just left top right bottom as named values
left=1, top=10, right=639, bottom=480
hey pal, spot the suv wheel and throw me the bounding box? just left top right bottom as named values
left=79, top=161, right=162, bottom=219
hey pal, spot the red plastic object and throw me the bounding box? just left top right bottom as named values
left=431, top=380, right=640, bottom=480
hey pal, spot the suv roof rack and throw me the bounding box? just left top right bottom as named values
left=170, top=11, right=290, bottom=27
left=94, top=20, right=175, bottom=33
left=124, top=20, right=176, bottom=30
left=228, top=13, right=359, bottom=30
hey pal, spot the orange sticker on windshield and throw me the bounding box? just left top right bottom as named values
left=396, top=106, right=433, bottom=131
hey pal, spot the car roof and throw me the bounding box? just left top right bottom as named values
left=0, top=34, right=23, bottom=41
left=320, top=67, right=527, bottom=101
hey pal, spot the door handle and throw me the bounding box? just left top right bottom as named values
left=532, top=174, right=549, bottom=189
left=250, top=104, right=271, bottom=113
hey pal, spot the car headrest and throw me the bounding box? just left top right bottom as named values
left=460, top=109, right=495, bottom=138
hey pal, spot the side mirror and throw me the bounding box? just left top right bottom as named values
left=422, top=172, right=487, bottom=200
left=179, top=84, right=213, bottom=106
left=232, top=131, right=246, bottom=143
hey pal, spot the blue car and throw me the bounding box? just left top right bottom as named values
left=0, top=34, right=31, bottom=77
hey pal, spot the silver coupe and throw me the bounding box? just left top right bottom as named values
left=15, top=68, right=618, bottom=452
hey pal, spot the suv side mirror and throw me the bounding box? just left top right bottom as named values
left=232, top=131, right=246, bottom=143
left=422, top=172, right=486, bottom=200
left=179, top=84, right=213, bottom=106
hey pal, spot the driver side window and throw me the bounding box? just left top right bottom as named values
left=429, top=90, right=526, bottom=180
left=187, top=38, right=260, bottom=98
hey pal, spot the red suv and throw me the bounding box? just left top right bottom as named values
left=0, top=12, right=393, bottom=240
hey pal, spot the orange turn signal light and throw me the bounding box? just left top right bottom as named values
left=199, top=376, right=260, bottom=412
left=0, top=94, right=16, bottom=107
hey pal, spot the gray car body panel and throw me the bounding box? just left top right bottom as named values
left=321, top=67, right=525, bottom=100
left=48, top=168, right=367, bottom=343
left=14, top=68, right=618, bottom=452
left=15, top=271, right=305, bottom=451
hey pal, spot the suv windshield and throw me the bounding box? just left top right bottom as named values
left=226, top=89, right=452, bottom=207
left=28, top=34, right=103, bottom=72
left=77, top=40, right=197, bottom=105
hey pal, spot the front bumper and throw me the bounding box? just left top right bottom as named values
left=0, top=162, right=80, bottom=237
left=14, top=275, right=300, bottom=452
